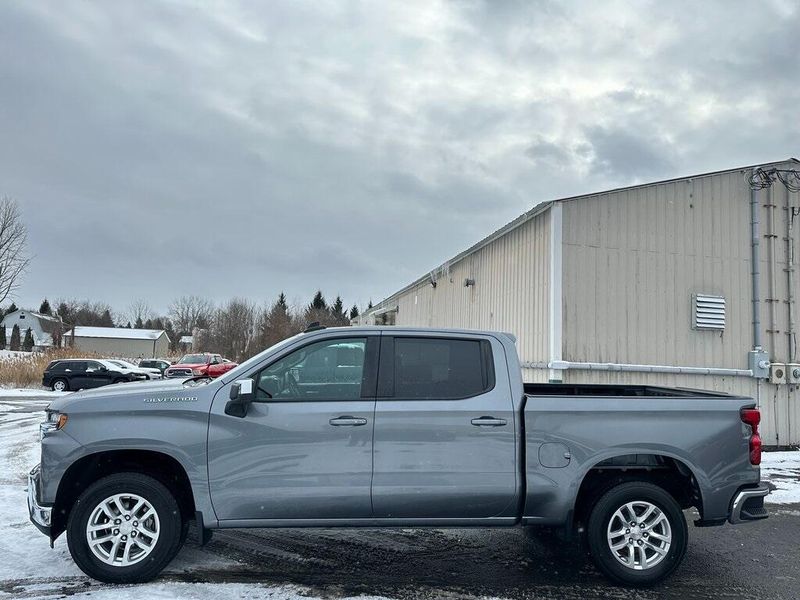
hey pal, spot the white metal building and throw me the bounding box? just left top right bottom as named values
left=66, top=326, right=170, bottom=358
left=360, top=159, right=800, bottom=446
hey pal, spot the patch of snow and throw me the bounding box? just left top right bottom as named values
left=761, top=451, right=800, bottom=504
left=0, top=349, right=33, bottom=360
left=0, top=387, right=70, bottom=398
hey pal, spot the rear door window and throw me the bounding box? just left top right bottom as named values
left=389, top=337, right=494, bottom=399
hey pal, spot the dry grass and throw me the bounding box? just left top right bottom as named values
left=0, top=348, right=101, bottom=388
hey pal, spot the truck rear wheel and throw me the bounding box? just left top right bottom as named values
left=66, top=472, right=184, bottom=583
left=587, top=481, right=687, bottom=586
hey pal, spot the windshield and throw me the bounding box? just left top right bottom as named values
left=107, top=360, right=127, bottom=369
left=179, top=354, right=208, bottom=364
left=114, top=360, right=137, bottom=369
left=220, top=333, right=305, bottom=381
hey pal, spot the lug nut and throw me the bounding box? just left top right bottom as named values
left=114, top=519, right=121, bottom=525
left=133, top=521, right=138, bottom=527
left=121, top=535, right=127, bottom=541
left=640, top=523, right=645, bottom=528
left=131, top=531, right=137, bottom=538
left=125, top=515, right=131, bottom=521
left=625, top=528, right=630, bottom=534
left=113, top=528, right=119, bottom=535
left=643, top=533, right=648, bottom=538
left=637, top=540, right=643, bottom=546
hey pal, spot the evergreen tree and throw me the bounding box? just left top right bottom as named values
left=125, top=321, right=132, bottom=328
left=0, top=325, right=6, bottom=350
left=99, top=309, right=114, bottom=327
left=6, top=302, right=18, bottom=317
left=349, top=305, right=359, bottom=320
left=9, top=324, right=21, bottom=351
left=144, top=318, right=153, bottom=329
left=134, top=316, right=144, bottom=329
left=309, top=291, right=327, bottom=311
left=367, top=300, right=373, bottom=310
left=331, top=296, right=347, bottom=324
left=277, top=292, right=288, bottom=309
left=22, top=327, right=34, bottom=351
left=39, top=298, right=52, bottom=315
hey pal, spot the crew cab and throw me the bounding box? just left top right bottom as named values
left=163, top=353, right=237, bottom=379
left=28, top=327, right=768, bottom=586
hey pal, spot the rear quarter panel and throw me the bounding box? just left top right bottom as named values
left=523, top=395, right=759, bottom=524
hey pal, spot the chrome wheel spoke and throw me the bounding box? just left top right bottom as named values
left=86, top=492, right=160, bottom=567
left=606, top=499, right=672, bottom=571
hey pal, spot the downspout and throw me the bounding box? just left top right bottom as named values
left=785, top=184, right=796, bottom=363
left=751, top=177, right=762, bottom=352
left=548, top=202, right=563, bottom=382
left=765, top=185, right=779, bottom=359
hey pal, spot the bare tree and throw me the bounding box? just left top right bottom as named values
left=205, top=298, right=255, bottom=360
left=169, top=295, right=215, bottom=335
left=0, top=197, right=31, bottom=305
left=127, top=298, right=153, bottom=328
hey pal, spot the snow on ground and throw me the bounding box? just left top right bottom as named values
left=0, top=349, right=32, bottom=360
left=761, top=451, right=800, bottom=503
left=0, top=398, right=797, bottom=599
left=0, top=387, right=69, bottom=398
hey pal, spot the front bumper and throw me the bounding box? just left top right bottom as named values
left=27, top=465, right=52, bottom=537
left=728, top=483, right=770, bottom=524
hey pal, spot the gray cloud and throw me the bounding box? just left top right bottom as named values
left=0, top=0, right=798, bottom=316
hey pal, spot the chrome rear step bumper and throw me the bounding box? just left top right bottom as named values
left=729, top=483, right=770, bottom=524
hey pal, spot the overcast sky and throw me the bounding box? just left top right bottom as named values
left=1, top=1, right=798, bottom=318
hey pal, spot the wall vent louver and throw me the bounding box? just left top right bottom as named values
left=693, top=293, right=725, bottom=330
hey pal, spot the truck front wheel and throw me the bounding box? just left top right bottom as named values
left=66, top=473, right=185, bottom=583
left=587, top=481, right=688, bottom=586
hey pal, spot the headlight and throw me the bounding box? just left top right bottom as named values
left=40, top=412, right=68, bottom=439
left=192, top=368, right=205, bottom=376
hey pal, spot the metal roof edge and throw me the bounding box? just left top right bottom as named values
left=367, top=157, right=797, bottom=314
left=370, top=201, right=554, bottom=311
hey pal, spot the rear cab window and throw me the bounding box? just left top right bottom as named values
left=383, top=336, right=495, bottom=399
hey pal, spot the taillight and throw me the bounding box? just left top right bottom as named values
left=741, top=408, right=762, bottom=465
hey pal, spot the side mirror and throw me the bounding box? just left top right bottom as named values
left=225, top=379, right=254, bottom=418
left=99, top=366, right=108, bottom=372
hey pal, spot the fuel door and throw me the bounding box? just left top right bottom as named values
left=539, top=442, right=571, bottom=468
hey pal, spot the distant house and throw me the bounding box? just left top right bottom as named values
left=0, top=309, right=64, bottom=351
left=66, top=326, right=170, bottom=358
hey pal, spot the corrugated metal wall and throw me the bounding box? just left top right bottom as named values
left=366, top=160, right=800, bottom=445
left=560, top=161, right=800, bottom=445
left=388, top=210, right=552, bottom=382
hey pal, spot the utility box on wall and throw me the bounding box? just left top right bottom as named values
left=770, top=363, right=787, bottom=385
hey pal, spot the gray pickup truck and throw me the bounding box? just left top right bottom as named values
left=28, top=326, right=769, bottom=586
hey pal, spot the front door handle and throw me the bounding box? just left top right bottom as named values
left=329, top=416, right=368, bottom=426
left=471, top=416, right=507, bottom=427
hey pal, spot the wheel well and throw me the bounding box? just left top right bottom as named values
left=52, top=450, right=195, bottom=540
left=572, top=454, right=702, bottom=527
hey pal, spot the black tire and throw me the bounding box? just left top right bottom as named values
left=51, top=378, right=69, bottom=392
left=587, top=481, right=688, bottom=586
left=113, top=378, right=127, bottom=384
left=66, top=473, right=185, bottom=583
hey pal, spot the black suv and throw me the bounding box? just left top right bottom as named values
left=42, top=359, right=144, bottom=392
left=138, top=358, right=172, bottom=375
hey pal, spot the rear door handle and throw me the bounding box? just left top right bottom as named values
left=329, top=416, right=368, bottom=426
left=471, top=416, right=507, bottom=427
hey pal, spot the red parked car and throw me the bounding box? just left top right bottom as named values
left=164, top=353, right=238, bottom=379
